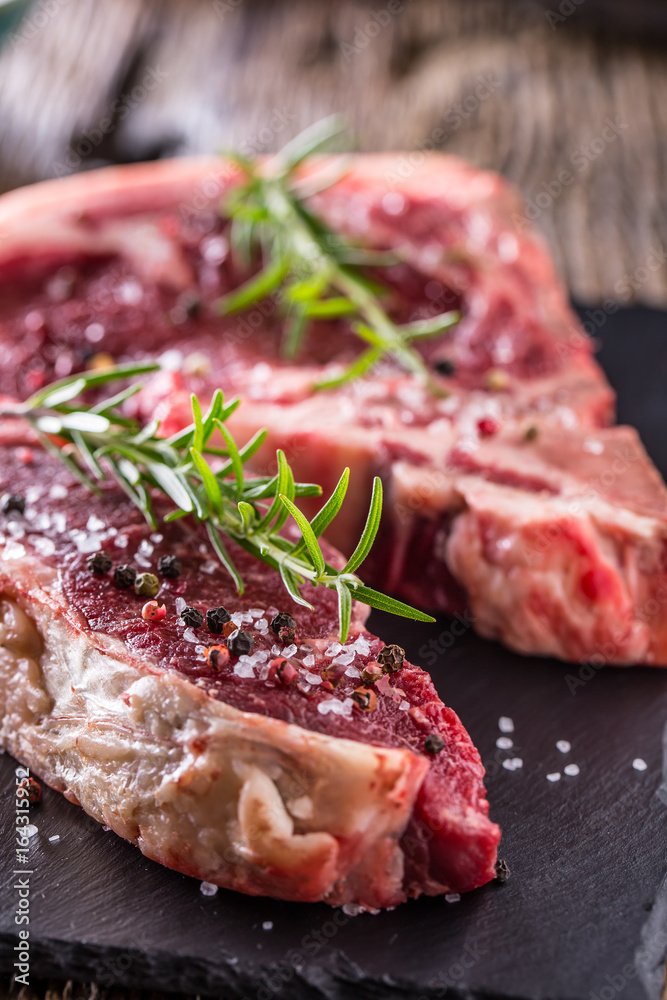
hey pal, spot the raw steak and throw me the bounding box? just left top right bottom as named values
left=0, top=431, right=499, bottom=908
left=0, top=155, right=665, bottom=665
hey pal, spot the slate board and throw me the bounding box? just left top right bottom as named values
left=2, top=305, right=667, bottom=1000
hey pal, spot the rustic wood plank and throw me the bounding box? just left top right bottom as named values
left=1, top=0, right=667, bottom=306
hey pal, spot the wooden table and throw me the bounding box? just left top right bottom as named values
left=0, top=0, right=667, bottom=307
left=1, top=2, right=667, bottom=998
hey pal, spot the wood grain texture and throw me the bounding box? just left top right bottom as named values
left=0, top=0, right=666, bottom=305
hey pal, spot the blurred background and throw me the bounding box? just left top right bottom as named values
left=0, top=0, right=666, bottom=309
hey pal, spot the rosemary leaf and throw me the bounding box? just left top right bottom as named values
left=19, top=362, right=435, bottom=639
left=336, top=579, right=353, bottom=644
left=279, top=494, right=326, bottom=576
left=343, top=476, right=383, bottom=575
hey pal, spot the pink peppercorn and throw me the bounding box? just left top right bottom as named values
left=477, top=417, right=500, bottom=437
left=270, top=657, right=298, bottom=685
left=142, top=601, right=166, bottom=622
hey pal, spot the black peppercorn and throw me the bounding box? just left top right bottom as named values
left=271, top=612, right=296, bottom=636
left=180, top=606, right=204, bottom=628
left=1, top=493, right=25, bottom=515
left=377, top=643, right=405, bottom=674
left=207, top=606, right=231, bottom=633
left=134, top=573, right=159, bottom=598
left=113, top=564, right=136, bottom=589
left=278, top=626, right=296, bottom=645
left=87, top=550, right=112, bottom=575
left=495, top=858, right=511, bottom=884
left=158, top=554, right=182, bottom=578
left=424, top=733, right=445, bottom=755
left=227, top=629, right=255, bottom=657
left=434, top=358, right=456, bottom=377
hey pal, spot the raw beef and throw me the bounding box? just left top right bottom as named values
left=0, top=155, right=665, bottom=665
left=0, top=434, right=499, bottom=907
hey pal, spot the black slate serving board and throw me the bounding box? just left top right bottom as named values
left=2, top=305, right=667, bottom=1000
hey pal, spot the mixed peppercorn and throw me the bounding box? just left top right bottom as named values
left=80, top=548, right=427, bottom=737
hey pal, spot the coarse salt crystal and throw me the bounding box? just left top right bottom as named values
left=115, top=535, right=129, bottom=548
left=4, top=541, right=26, bottom=560
left=25, top=824, right=38, bottom=839
left=498, top=717, right=514, bottom=733
left=318, top=698, right=354, bottom=718
left=117, top=279, right=143, bottom=305
left=256, top=619, right=268, bottom=631
left=87, top=515, right=106, bottom=532
left=546, top=772, right=561, bottom=783
left=249, top=608, right=265, bottom=618
left=333, top=650, right=355, bottom=666
left=183, top=628, right=199, bottom=643
left=302, top=654, right=315, bottom=667
left=138, top=540, right=154, bottom=557
left=398, top=700, right=410, bottom=711
left=48, top=834, right=60, bottom=843
left=496, top=737, right=513, bottom=750
left=325, top=642, right=342, bottom=657
left=345, top=665, right=361, bottom=679
left=160, top=349, right=184, bottom=372
left=200, top=882, right=218, bottom=897
left=231, top=612, right=244, bottom=627
left=175, top=597, right=187, bottom=614
left=85, top=322, right=105, bottom=343
left=502, top=758, right=523, bottom=772
left=49, top=484, right=67, bottom=499
left=76, top=533, right=102, bottom=554
left=633, top=758, right=648, bottom=772
left=342, top=902, right=364, bottom=917
left=200, top=560, right=218, bottom=575
left=33, top=537, right=56, bottom=557
left=445, top=893, right=460, bottom=903
left=234, top=660, right=255, bottom=679
left=556, top=740, right=571, bottom=753
left=150, top=533, right=164, bottom=544
left=262, top=921, right=273, bottom=931
left=353, top=636, right=371, bottom=656
left=282, top=644, right=297, bottom=658
left=564, top=763, right=580, bottom=777
left=305, top=672, right=322, bottom=685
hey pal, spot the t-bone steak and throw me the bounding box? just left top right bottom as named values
left=0, top=427, right=499, bottom=907
left=1, top=155, right=666, bottom=666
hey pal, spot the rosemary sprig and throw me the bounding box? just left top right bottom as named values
left=216, top=117, right=461, bottom=391
left=15, top=364, right=434, bottom=641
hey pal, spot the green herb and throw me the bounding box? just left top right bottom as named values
left=216, top=117, right=461, bottom=391
left=13, top=363, right=434, bottom=641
